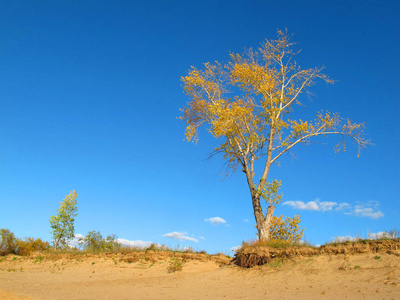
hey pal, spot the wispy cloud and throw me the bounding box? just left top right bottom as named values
left=205, top=217, right=227, bottom=225
left=336, top=203, right=351, bottom=211
left=162, top=232, right=199, bottom=243
left=283, top=199, right=337, bottom=211
left=344, top=201, right=384, bottom=219
left=283, top=199, right=384, bottom=220
left=352, top=206, right=384, bottom=219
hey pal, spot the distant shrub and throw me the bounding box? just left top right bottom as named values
left=82, top=231, right=121, bottom=253
left=183, top=247, right=195, bottom=253
left=82, top=231, right=104, bottom=252
left=1, top=229, right=49, bottom=256
left=145, top=243, right=160, bottom=251
left=0, top=229, right=19, bottom=256
left=104, top=234, right=121, bottom=252
left=17, top=238, right=50, bottom=256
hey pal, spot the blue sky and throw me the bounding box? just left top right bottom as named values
left=1, top=0, right=399, bottom=254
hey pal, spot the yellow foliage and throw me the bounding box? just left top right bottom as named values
left=17, top=238, right=50, bottom=256
left=270, top=214, right=304, bottom=243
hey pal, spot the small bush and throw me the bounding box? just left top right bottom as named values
left=168, top=258, right=184, bottom=273
left=270, top=214, right=304, bottom=243
left=83, top=231, right=104, bottom=253
left=0, top=229, right=19, bottom=256
left=1, top=229, right=51, bottom=256
left=82, top=231, right=121, bottom=253
left=17, top=238, right=50, bottom=256
left=145, top=243, right=160, bottom=251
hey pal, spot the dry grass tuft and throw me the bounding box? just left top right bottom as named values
left=167, top=258, right=184, bottom=273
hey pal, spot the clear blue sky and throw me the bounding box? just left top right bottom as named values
left=1, top=0, right=399, bottom=253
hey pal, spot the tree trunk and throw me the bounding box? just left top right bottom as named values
left=252, top=194, right=275, bottom=241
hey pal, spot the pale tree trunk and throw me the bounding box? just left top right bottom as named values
left=252, top=194, right=276, bottom=241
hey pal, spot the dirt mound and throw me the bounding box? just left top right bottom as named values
left=6, top=250, right=231, bottom=266
left=319, top=239, right=400, bottom=255
left=233, top=239, right=400, bottom=268
left=114, top=251, right=230, bottom=265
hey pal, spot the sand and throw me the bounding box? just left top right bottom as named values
left=0, top=251, right=399, bottom=299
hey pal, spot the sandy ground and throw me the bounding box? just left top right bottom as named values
left=0, top=252, right=399, bottom=299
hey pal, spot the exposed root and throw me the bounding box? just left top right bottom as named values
left=233, top=239, right=400, bottom=268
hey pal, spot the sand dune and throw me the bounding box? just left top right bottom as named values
left=1, top=250, right=399, bottom=299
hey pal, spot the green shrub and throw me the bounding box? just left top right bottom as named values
left=82, top=231, right=120, bottom=253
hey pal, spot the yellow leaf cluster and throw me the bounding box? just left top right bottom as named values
left=230, top=62, right=275, bottom=96
left=261, top=179, right=283, bottom=205
left=270, top=214, right=304, bottom=242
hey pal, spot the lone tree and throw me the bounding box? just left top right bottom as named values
left=49, top=190, right=78, bottom=249
left=180, top=31, right=368, bottom=241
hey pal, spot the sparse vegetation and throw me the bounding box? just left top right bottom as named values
left=34, top=255, right=44, bottom=263
left=168, top=258, right=184, bottom=273
left=240, top=238, right=311, bottom=250
left=330, top=229, right=400, bottom=245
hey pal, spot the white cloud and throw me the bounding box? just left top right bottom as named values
left=353, top=206, right=384, bottom=219
left=204, top=217, right=227, bottom=225
left=162, top=232, right=199, bottom=243
left=116, top=238, right=153, bottom=248
left=198, top=236, right=206, bottom=240
left=243, top=219, right=249, bottom=222
left=283, top=200, right=322, bottom=211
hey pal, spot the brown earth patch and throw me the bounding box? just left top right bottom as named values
left=233, top=239, right=400, bottom=268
